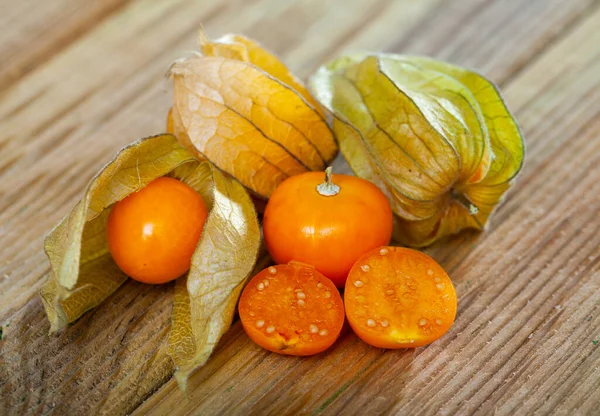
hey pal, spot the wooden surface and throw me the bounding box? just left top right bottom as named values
left=1, top=0, right=600, bottom=414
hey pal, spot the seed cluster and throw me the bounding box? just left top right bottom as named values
left=250, top=273, right=336, bottom=343
left=349, top=258, right=449, bottom=335
left=352, top=274, right=394, bottom=329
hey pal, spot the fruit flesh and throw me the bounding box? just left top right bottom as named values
left=106, top=176, right=208, bottom=284
left=263, top=171, right=393, bottom=287
left=239, top=263, right=345, bottom=355
left=345, top=246, right=457, bottom=348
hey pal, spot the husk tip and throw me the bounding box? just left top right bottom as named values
left=174, top=369, right=191, bottom=396
left=48, top=323, right=62, bottom=336
left=198, top=25, right=209, bottom=47
left=165, top=52, right=203, bottom=79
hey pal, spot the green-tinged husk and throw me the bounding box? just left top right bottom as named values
left=310, top=53, right=525, bottom=246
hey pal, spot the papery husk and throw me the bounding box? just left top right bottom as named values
left=168, top=30, right=338, bottom=199
left=40, top=134, right=261, bottom=391
left=41, top=134, right=197, bottom=332
left=167, top=160, right=260, bottom=391
left=310, top=53, right=524, bottom=246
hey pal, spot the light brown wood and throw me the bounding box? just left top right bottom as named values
left=0, top=0, right=134, bottom=92
left=1, top=0, right=599, bottom=414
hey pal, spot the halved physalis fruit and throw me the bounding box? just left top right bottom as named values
left=239, top=262, right=345, bottom=355
left=345, top=246, right=457, bottom=348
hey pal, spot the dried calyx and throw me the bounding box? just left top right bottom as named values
left=309, top=53, right=525, bottom=246
left=168, top=29, right=338, bottom=199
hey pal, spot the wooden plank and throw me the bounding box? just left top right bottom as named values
left=0, top=0, right=223, bottom=319
left=1, top=0, right=599, bottom=414
left=382, top=0, right=597, bottom=84
left=0, top=0, right=440, bottom=414
left=135, top=3, right=600, bottom=416
left=0, top=0, right=133, bottom=91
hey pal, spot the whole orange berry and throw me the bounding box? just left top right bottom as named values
left=106, top=177, right=208, bottom=284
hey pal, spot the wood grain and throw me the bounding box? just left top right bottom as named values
left=0, top=0, right=134, bottom=92
left=1, top=0, right=599, bottom=415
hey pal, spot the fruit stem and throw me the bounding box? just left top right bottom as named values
left=452, top=190, right=479, bottom=215
left=316, top=167, right=340, bottom=196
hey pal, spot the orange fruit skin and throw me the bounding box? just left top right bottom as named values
left=239, top=262, right=345, bottom=356
left=345, top=247, right=457, bottom=349
left=106, top=177, right=208, bottom=284
left=263, top=172, right=393, bottom=288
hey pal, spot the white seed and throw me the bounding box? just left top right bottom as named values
left=249, top=311, right=255, bottom=317
left=296, top=292, right=306, bottom=300
left=257, top=283, right=265, bottom=291
left=266, top=326, right=275, bottom=333
left=354, top=280, right=364, bottom=288
left=367, top=319, right=376, bottom=327
left=263, top=279, right=270, bottom=287
left=419, top=318, right=428, bottom=326
left=379, top=248, right=389, bottom=256
left=268, top=266, right=277, bottom=275
left=435, top=319, right=443, bottom=325
left=310, top=324, right=319, bottom=334
left=256, top=320, right=265, bottom=328
left=324, top=291, right=332, bottom=299
left=436, top=283, right=446, bottom=290
left=319, top=329, right=328, bottom=336
left=361, top=264, right=371, bottom=272
left=410, top=339, right=415, bottom=343
left=426, top=269, right=434, bottom=276
left=317, top=282, right=324, bottom=288
left=297, top=299, right=305, bottom=307
left=434, top=277, right=442, bottom=283
left=380, top=320, right=389, bottom=328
